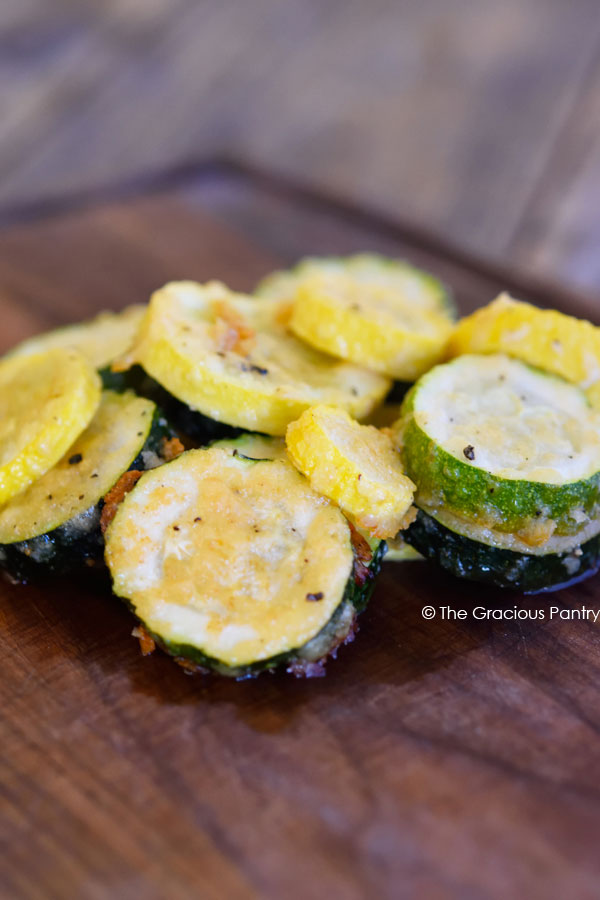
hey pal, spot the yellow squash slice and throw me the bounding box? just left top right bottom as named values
left=286, top=405, right=416, bottom=538
left=290, top=269, right=453, bottom=380
left=127, top=281, right=390, bottom=436
left=0, top=348, right=101, bottom=505
left=256, top=253, right=455, bottom=318
left=448, top=293, right=600, bottom=391
left=7, top=305, right=146, bottom=370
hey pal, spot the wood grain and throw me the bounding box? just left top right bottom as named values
left=1, top=166, right=600, bottom=899
left=1, top=1, right=600, bottom=294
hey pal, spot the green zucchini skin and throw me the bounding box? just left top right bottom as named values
left=100, top=364, right=241, bottom=444
left=403, top=508, right=600, bottom=594
left=138, top=536, right=386, bottom=679
left=400, top=383, right=600, bottom=538
left=0, top=408, right=175, bottom=583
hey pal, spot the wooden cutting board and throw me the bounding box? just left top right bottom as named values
left=1, top=161, right=600, bottom=900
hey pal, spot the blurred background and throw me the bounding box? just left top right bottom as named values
left=2, top=0, right=600, bottom=293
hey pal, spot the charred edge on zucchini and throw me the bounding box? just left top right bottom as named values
left=403, top=508, right=600, bottom=594
left=132, top=533, right=386, bottom=679
left=0, top=408, right=176, bottom=583
left=100, top=364, right=242, bottom=444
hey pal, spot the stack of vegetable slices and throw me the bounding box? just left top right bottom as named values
left=2, top=255, right=600, bottom=678
left=395, top=297, right=600, bottom=592
left=0, top=343, right=179, bottom=582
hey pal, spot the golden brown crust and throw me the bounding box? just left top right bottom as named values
left=212, top=301, right=256, bottom=354
left=160, top=436, right=184, bottom=462
left=100, top=470, right=143, bottom=533
left=348, top=522, right=374, bottom=587
left=131, top=625, right=156, bottom=656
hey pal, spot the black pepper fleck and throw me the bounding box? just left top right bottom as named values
left=194, top=517, right=202, bottom=523
left=306, top=592, right=324, bottom=602
left=69, top=453, right=83, bottom=465
left=463, top=445, right=475, bottom=461
left=173, top=525, right=180, bottom=531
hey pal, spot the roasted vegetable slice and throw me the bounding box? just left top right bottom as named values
left=0, top=390, right=174, bottom=581
left=105, top=446, right=384, bottom=678
left=448, top=294, right=600, bottom=392
left=256, top=254, right=455, bottom=318
left=0, top=348, right=101, bottom=505
left=286, top=405, right=415, bottom=539
left=8, top=306, right=145, bottom=371
left=403, top=508, right=600, bottom=593
left=284, top=260, right=453, bottom=379
left=124, top=281, right=390, bottom=436
left=396, top=354, right=600, bottom=541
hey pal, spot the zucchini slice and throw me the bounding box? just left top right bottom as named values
left=403, top=508, right=600, bottom=593
left=396, top=354, right=600, bottom=540
left=125, top=281, right=390, bottom=436
left=0, top=348, right=101, bottom=505
left=283, top=259, right=453, bottom=380
left=448, top=293, right=600, bottom=391
left=256, top=254, right=456, bottom=318
left=0, top=390, right=173, bottom=581
left=8, top=306, right=146, bottom=371
left=286, top=405, right=415, bottom=539
left=105, top=446, right=384, bottom=678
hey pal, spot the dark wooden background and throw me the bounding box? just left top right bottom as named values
left=2, top=0, right=600, bottom=296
